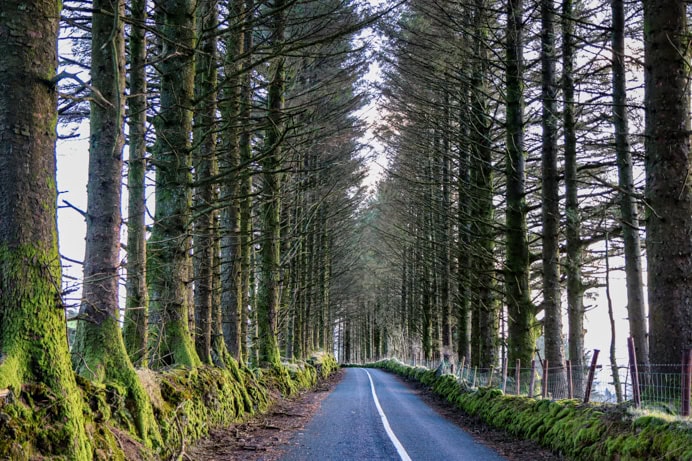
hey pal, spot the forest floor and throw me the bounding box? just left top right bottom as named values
left=187, top=368, right=562, bottom=461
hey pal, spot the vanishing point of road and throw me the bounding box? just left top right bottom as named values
left=280, top=368, right=507, bottom=461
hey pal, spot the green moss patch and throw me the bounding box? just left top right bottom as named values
left=0, top=356, right=338, bottom=460
left=366, top=359, right=692, bottom=461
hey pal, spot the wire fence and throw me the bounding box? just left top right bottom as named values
left=383, top=351, right=692, bottom=417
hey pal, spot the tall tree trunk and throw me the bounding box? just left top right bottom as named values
left=318, top=210, right=331, bottom=351
left=440, top=98, right=452, bottom=354
left=219, top=0, right=244, bottom=361
left=505, top=0, right=536, bottom=370
left=643, top=0, right=692, bottom=366
left=562, top=0, right=585, bottom=397
left=605, top=235, right=623, bottom=402
left=305, top=195, right=316, bottom=353
left=613, top=0, right=649, bottom=368
left=0, top=0, right=90, bottom=456
left=258, top=0, right=287, bottom=366
left=238, top=0, right=255, bottom=364
left=420, top=220, right=433, bottom=361
left=471, top=0, right=498, bottom=369
left=540, top=0, right=567, bottom=394
left=293, top=203, right=306, bottom=359
left=70, top=0, right=160, bottom=445
left=148, top=0, right=201, bottom=368
left=193, top=0, right=221, bottom=365
left=456, top=96, right=472, bottom=364
left=123, top=0, right=150, bottom=368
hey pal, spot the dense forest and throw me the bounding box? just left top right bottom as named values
left=0, top=0, right=690, bottom=457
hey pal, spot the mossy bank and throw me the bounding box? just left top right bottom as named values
left=0, top=353, right=338, bottom=460
left=363, top=359, right=692, bottom=461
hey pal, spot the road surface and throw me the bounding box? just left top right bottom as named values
left=280, top=367, right=507, bottom=461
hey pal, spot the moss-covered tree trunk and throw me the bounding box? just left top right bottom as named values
left=540, top=0, right=567, bottom=394
left=123, top=0, right=150, bottom=368
left=193, top=0, right=221, bottom=365
left=643, top=0, right=692, bottom=366
left=257, top=0, right=287, bottom=367
left=70, top=0, right=160, bottom=446
left=0, top=0, right=90, bottom=456
left=148, top=0, right=201, bottom=369
left=505, top=0, right=536, bottom=371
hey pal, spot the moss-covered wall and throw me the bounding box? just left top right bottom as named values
left=0, top=354, right=338, bottom=460
left=365, top=359, right=692, bottom=461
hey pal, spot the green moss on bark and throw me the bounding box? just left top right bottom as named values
left=0, top=245, right=91, bottom=459
left=72, top=317, right=162, bottom=449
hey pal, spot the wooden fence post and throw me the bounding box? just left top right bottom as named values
left=566, top=359, right=573, bottom=399
left=502, top=359, right=508, bottom=393
left=542, top=359, right=549, bottom=399
left=628, top=337, right=641, bottom=408
left=515, top=359, right=521, bottom=395
left=529, top=360, right=536, bottom=398
left=682, top=349, right=691, bottom=417
left=584, top=349, right=600, bottom=404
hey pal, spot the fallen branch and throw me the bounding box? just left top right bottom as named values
left=172, top=402, right=187, bottom=461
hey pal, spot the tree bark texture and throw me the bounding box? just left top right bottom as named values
left=505, top=0, right=537, bottom=370
left=562, top=0, right=585, bottom=396
left=219, top=0, right=244, bottom=361
left=0, top=0, right=89, bottom=455
left=643, top=0, right=692, bottom=366
left=238, top=0, right=255, bottom=364
left=70, top=1, right=161, bottom=444
left=258, top=0, right=287, bottom=367
left=123, top=0, right=150, bottom=368
left=193, top=0, right=220, bottom=365
left=540, top=0, right=567, bottom=393
left=148, top=0, right=201, bottom=368
left=456, top=94, right=472, bottom=364
left=470, top=0, right=498, bottom=368
left=610, top=0, right=649, bottom=370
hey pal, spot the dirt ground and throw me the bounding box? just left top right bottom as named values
left=186, top=369, right=563, bottom=461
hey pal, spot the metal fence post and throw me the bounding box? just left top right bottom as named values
left=583, top=349, right=600, bottom=404
left=628, top=337, right=641, bottom=408
left=682, top=349, right=691, bottom=417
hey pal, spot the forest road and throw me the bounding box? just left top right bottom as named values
left=279, top=368, right=508, bottom=461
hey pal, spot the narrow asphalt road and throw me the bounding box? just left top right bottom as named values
left=279, top=368, right=507, bottom=461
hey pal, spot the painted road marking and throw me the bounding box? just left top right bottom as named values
left=365, top=370, right=412, bottom=461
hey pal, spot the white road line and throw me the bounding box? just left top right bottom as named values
left=364, top=370, right=412, bottom=461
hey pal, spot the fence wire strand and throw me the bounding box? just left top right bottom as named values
left=366, top=357, right=691, bottom=416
